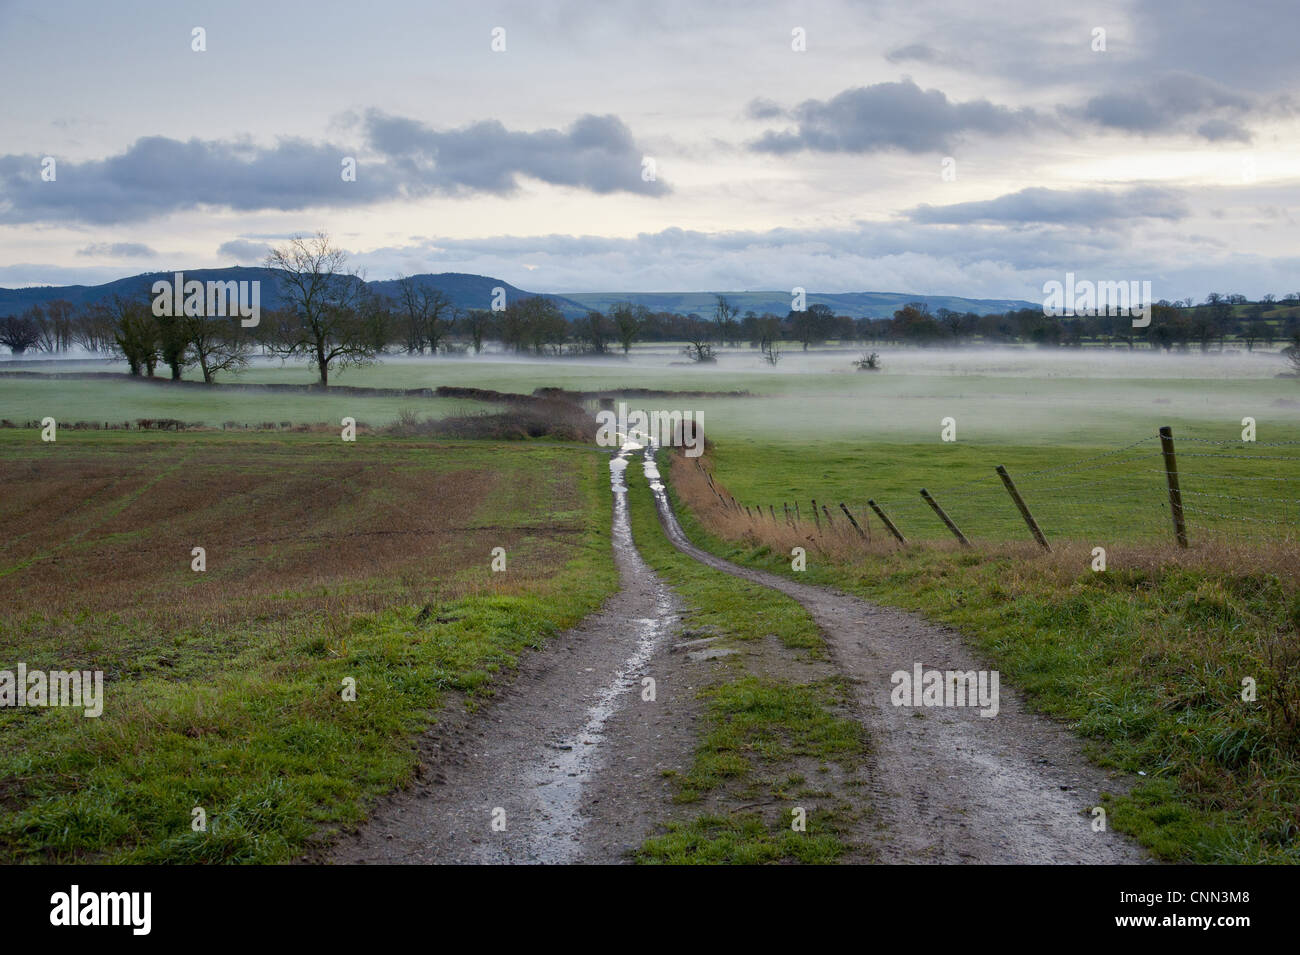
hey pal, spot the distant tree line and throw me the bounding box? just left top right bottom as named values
left=5, top=236, right=1300, bottom=384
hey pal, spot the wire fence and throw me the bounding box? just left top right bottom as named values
left=706, top=428, right=1300, bottom=548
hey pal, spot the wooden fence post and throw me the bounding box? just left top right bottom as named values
left=1159, top=425, right=1189, bottom=547
left=995, top=465, right=1051, bottom=552
left=811, top=500, right=821, bottom=531
left=868, top=500, right=907, bottom=544
left=839, top=503, right=867, bottom=539
left=920, top=489, right=971, bottom=547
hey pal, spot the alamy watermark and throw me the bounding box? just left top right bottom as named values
left=595, top=402, right=704, bottom=457
left=1042, top=272, right=1152, bottom=328
left=890, top=663, right=1000, bottom=718
left=152, top=271, right=261, bottom=327
left=1, top=663, right=103, bottom=717
left=50, top=885, right=150, bottom=935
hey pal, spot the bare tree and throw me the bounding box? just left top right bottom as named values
left=396, top=275, right=453, bottom=354
left=45, top=299, right=76, bottom=352
left=461, top=308, right=493, bottom=354
left=609, top=302, right=646, bottom=355
left=755, top=313, right=782, bottom=360
left=0, top=314, right=40, bottom=355
left=107, top=295, right=159, bottom=376
left=573, top=310, right=611, bottom=354
left=265, top=232, right=375, bottom=386
left=1285, top=334, right=1300, bottom=377
left=714, top=295, right=739, bottom=346
left=188, top=314, right=252, bottom=383
left=74, top=303, right=117, bottom=353
left=682, top=316, right=716, bottom=363
left=24, top=305, right=56, bottom=352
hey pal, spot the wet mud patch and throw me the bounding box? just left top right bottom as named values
left=329, top=447, right=701, bottom=863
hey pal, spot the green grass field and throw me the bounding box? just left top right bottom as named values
left=663, top=451, right=1300, bottom=863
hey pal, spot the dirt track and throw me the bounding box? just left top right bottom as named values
left=643, top=447, right=1147, bottom=864
left=332, top=449, right=699, bottom=863
left=333, top=445, right=1148, bottom=864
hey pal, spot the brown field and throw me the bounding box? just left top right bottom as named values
left=0, top=431, right=591, bottom=661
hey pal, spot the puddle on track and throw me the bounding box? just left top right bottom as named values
left=522, top=442, right=677, bottom=862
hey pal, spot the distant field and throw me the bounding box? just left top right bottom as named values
left=0, top=430, right=617, bottom=862
left=4, top=347, right=1299, bottom=547
left=0, top=371, right=492, bottom=429
left=4, top=346, right=1297, bottom=443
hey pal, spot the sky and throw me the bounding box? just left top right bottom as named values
left=1, top=0, right=1297, bottom=302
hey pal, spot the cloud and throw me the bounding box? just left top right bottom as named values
left=1130, top=0, right=1300, bottom=91
left=885, top=43, right=941, bottom=64
left=1070, top=72, right=1257, bottom=141
left=217, top=239, right=272, bottom=262
left=76, top=241, right=157, bottom=257
left=362, top=111, right=666, bottom=197
left=354, top=219, right=1287, bottom=305
left=349, top=219, right=1209, bottom=299
left=907, top=186, right=1191, bottom=226
left=745, top=98, right=786, bottom=120
left=749, top=80, right=1044, bottom=155
left=0, top=113, right=666, bottom=225
left=1196, top=118, right=1252, bottom=143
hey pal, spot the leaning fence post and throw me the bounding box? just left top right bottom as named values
left=920, top=489, right=971, bottom=547
left=811, top=500, right=821, bottom=531
left=794, top=501, right=801, bottom=525
left=1159, top=425, right=1188, bottom=547
left=769, top=505, right=777, bottom=523
left=868, top=499, right=907, bottom=544
left=820, top=503, right=834, bottom=528
left=995, top=465, right=1051, bottom=552
left=838, top=502, right=867, bottom=539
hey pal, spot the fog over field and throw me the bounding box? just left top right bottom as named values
left=4, top=0, right=1300, bottom=896
left=7, top=345, right=1297, bottom=447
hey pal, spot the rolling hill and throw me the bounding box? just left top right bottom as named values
left=1, top=269, right=1034, bottom=320
left=562, top=290, right=1037, bottom=318
left=0, top=269, right=590, bottom=318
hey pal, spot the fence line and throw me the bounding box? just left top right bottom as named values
left=694, top=425, right=1300, bottom=548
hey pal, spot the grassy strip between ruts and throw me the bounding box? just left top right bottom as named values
left=667, top=451, right=1300, bottom=864
left=622, top=454, right=873, bottom=864
left=0, top=439, right=619, bottom=864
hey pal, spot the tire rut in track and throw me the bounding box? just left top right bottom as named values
left=331, top=448, right=696, bottom=864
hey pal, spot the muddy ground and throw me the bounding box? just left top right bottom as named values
left=330, top=447, right=1147, bottom=865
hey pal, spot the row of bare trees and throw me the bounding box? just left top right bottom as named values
left=12, top=234, right=1300, bottom=382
